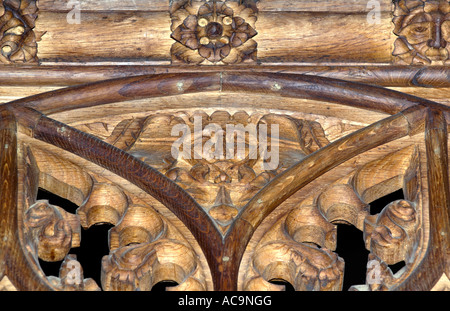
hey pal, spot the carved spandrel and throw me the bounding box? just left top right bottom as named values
left=393, top=0, right=450, bottom=65
left=0, top=276, right=18, bottom=291
left=21, top=145, right=209, bottom=291
left=243, top=145, right=424, bottom=291
left=76, top=111, right=332, bottom=234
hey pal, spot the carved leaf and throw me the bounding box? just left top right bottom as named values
left=0, top=0, right=39, bottom=64
left=101, top=239, right=205, bottom=291
left=47, top=254, right=101, bottom=291
left=364, top=200, right=418, bottom=265
left=24, top=200, right=80, bottom=262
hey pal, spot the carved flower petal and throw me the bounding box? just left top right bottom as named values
left=171, top=42, right=205, bottom=64
left=197, top=2, right=212, bottom=16
left=183, top=14, right=198, bottom=30
left=424, top=0, right=440, bottom=13
left=186, top=1, right=204, bottom=15
left=408, top=0, right=426, bottom=11
left=171, top=17, right=199, bottom=50
left=170, top=8, right=191, bottom=30
left=392, top=16, right=406, bottom=34
left=198, top=44, right=231, bottom=63
left=439, top=1, right=450, bottom=12
left=230, top=31, right=248, bottom=47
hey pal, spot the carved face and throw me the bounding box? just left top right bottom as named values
left=393, top=0, right=450, bottom=64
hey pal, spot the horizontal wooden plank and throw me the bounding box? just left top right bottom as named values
left=38, top=0, right=169, bottom=12
left=36, top=10, right=394, bottom=65
left=37, top=0, right=393, bottom=13
left=36, top=11, right=172, bottom=63
left=257, top=12, right=394, bottom=64
left=0, top=86, right=60, bottom=103
left=1, top=66, right=450, bottom=88
left=46, top=92, right=389, bottom=126
left=258, top=0, right=393, bottom=12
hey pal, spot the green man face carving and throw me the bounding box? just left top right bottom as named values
left=393, top=0, right=450, bottom=64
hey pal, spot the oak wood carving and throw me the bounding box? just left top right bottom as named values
left=170, top=0, right=258, bottom=64
left=0, top=0, right=449, bottom=293
left=0, top=0, right=40, bottom=64
left=0, top=71, right=448, bottom=292
left=393, top=0, right=450, bottom=65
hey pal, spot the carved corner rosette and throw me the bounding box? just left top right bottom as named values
left=392, top=0, right=450, bottom=65
left=170, top=0, right=259, bottom=64
left=0, top=0, right=41, bottom=64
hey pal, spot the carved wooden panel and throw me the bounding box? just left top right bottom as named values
left=0, top=71, right=449, bottom=293
left=0, top=0, right=449, bottom=295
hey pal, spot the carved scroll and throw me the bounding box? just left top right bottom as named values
left=393, top=0, right=450, bottom=65
left=170, top=0, right=258, bottom=64
left=24, top=200, right=81, bottom=262
left=244, top=203, right=345, bottom=291
left=0, top=0, right=40, bottom=64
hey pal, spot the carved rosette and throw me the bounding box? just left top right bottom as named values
left=170, top=0, right=258, bottom=64
left=392, top=0, right=450, bottom=65
left=0, top=0, right=40, bottom=64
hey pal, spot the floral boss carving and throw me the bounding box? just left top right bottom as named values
left=170, top=0, right=258, bottom=64
left=393, top=0, right=450, bottom=65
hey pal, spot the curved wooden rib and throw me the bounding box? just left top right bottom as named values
left=0, top=110, right=52, bottom=290
left=224, top=106, right=425, bottom=290
left=1, top=65, right=450, bottom=88
left=30, top=112, right=223, bottom=278
left=4, top=72, right=449, bottom=290
left=394, top=108, right=450, bottom=290
left=8, top=72, right=450, bottom=116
